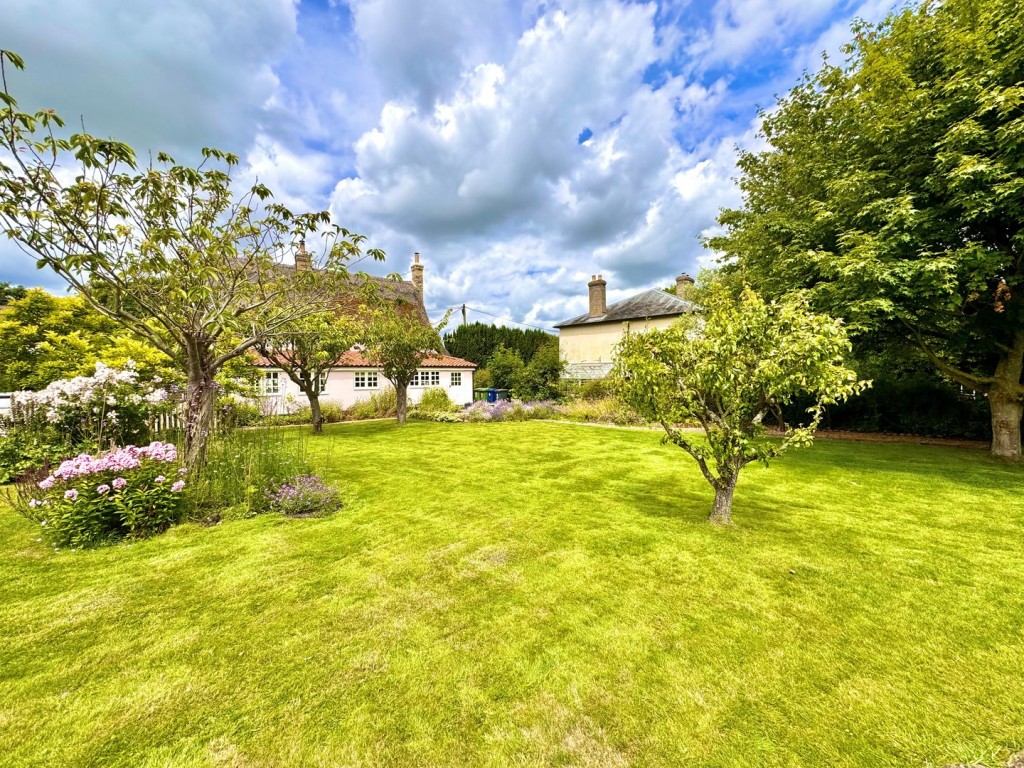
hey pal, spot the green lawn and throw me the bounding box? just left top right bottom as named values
left=1, top=421, right=1022, bottom=767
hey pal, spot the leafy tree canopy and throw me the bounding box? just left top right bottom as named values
left=363, top=305, right=447, bottom=424
left=614, top=284, right=866, bottom=524
left=708, top=0, right=1024, bottom=459
left=443, top=322, right=554, bottom=366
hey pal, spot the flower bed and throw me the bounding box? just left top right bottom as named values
left=265, top=475, right=342, bottom=518
left=25, top=441, right=186, bottom=548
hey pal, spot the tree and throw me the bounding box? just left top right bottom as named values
left=363, top=306, right=447, bottom=424
left=255, top=311, right=361, bottom=433
left=614, top=284, right=866, bottom=524
left=443, top=322, right=554, bottom=366
left=0, top=51, right=382, bottom=468
left=510, top=340, right=565, bottom=400
left=487, top=345, right=525, bottom=390
left=708, top=0, right=1024, bottom=460
left=0, top=282, right=27, bottom=304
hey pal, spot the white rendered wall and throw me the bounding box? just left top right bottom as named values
left=255, top=367, right=474, bottom=413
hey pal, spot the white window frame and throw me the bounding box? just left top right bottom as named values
left=260, top=371, right=280, bottom=395
left=354, top=371, right=379, bottom=390
left=450, top=371, right=462, bottom=387
left=412, top=370, right=441, bottom=387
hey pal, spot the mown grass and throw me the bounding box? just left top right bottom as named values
left=1, top=421, right=1022, bottom=767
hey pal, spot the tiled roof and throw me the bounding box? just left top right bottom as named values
left=254, top=349, right=476, bottom=369
left=554, top=288, right=694, bottom=328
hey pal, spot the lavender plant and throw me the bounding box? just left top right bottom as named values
left=265, top=475, right=342, bottom=518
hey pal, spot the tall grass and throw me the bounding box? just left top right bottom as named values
left=185, top=426, right=311, bottom=520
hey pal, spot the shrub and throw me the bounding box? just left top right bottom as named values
left=417, top=387, right=457, bottom=414
left=220, top=400, right=262, bottom=428
left=11, top=361, right=171, bottom=448
left=265, top=475, right=342, bottom=518
left=462, top=399, right=557, bottom=422
left=578, top=378, right=615, bottom=401
left=349, top=387, right=398, bottom=420
left=319, top=401, right=348, bottom=424
left=21, top=441, right=184, bottom=548
left=557, top=396, right=646, bottom=426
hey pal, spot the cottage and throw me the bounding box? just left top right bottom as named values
left=253, top=252, right=476, bottom=413
left=555, top=273, right=695, bottom=379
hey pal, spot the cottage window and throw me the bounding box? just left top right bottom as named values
left=412, top=370, right=440, bottom=387
left=354, top=371, right=378, bottom=389
left=450, top=372, right=462, bottom=387
left=260, top=371, right=280, bottom=395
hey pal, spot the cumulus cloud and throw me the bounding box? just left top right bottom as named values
left=1, top=0, right=299, bottom=156
left=0, top=0, right=904, bottom=330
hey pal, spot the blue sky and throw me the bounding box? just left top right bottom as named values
left=1, top=0, right=900, bottom=329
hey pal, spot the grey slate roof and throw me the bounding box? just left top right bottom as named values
left=554, top=288, right=694, bottom=328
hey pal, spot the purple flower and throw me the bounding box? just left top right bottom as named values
left=64, top=489, right=79, bottom=501
left=112, top=477, right=127, bottom=490
left=29, top=499, right=41, bottom=508
left=38, top=476, right=55, bottom=490
left=154, top=475, right=166, bottom=484
left=178, top=467, right=188, bottom=476
left=96, top=484, right=111, bottom=495
left=171, top=480, right=185, bottom=493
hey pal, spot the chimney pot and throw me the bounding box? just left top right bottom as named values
left=587, top=273, right=607, bottom=318
left=675, top=272, right=695, bottom=297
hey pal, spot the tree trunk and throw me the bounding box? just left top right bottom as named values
left=184, top=361, right=217, bottom=472
left=988, top=334, right=1023, bottom=462
left=396, top=384, right=408, bottom=424
left=989, top=391, right=1022, bottom=462
left=709, top=474, right=737, bottom=525
left=308, top=391, right=323, bottom=434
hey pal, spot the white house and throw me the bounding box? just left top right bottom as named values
left=253, top=348, right=476, bottom=412
left=251, top=250, right=476, bottom=413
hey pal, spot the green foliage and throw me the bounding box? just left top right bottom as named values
left=0, top=282, right=27, bottom=304
left=363, top=307, right=447, bottom=423
left=486, top=345, right=525, bottom=390
left=255, top=310, right=363, bottom=433
left=0, top=51, right=382, bottom=468
left=473, top=367, right=492, bottom=390
left=614, top=283, right=867, bottom=523
left=443, top=322, right=554, bottom=366
left=17, top=442, right=184, bottom=549
left=184, top=427, right=311, bottom=520
left=509, top=341, right=565, bottom=401
left=265, top=475, right=342, bottom=518
left=709, top=0, right=1024, bottom=459
left=788, top=373, right=991, bottom=440
left=557, top=396, right=646, bottom=426
left=349, top=387, right=398, bottom=420
left=416, top=388, right=457, bottom=414
left=0, top=430, right=72, bottom=484
left=579, top=378, right=615, bottom=401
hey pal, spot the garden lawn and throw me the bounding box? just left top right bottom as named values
left=1, top=421, right=1023, bottom=767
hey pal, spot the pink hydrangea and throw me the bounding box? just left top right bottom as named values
left=112, top=477, right=127, bottom=490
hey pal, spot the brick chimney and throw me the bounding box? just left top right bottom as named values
left=411, top=252, right=424, bottom=300
left=588, top=274, right=607, bottom=317
left=675, top=272, right=695, bottom=297
left=295, top=239, right=312, bottom=271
